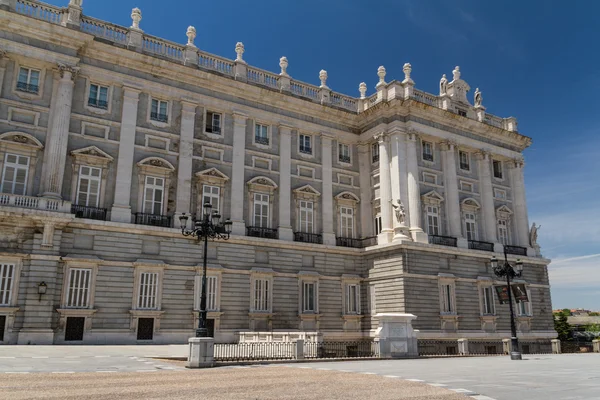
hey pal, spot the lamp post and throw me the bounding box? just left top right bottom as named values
left=179, top=203, right=232, bottom=338
left=490, top=252, right=524, bottom=360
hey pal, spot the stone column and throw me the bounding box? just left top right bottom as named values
left=41, top=64, right=78, bottom=199
left=509, top=159, right=530, bottom=249
left=278, top=125, right=293, bottom=241
left=174, top=101, right=196, bottom=226
left=376, top=134, right=393, bottom=244
left=357, top=143, right=373, bottom=238
left=321, top=134, right=335, bottom=246
left=110, top=86, right=140, bottom=222
left=0, top=51, right=8, bottom=96
left=476, top=152, right=498, bottom=245
left=0, top=0, right=16, bottom=11
left=230, top=112, right=247, bottom=235
left=389, top=132, right=410, bottom=242
left=406, top=132, right=427, bottom=243
left=440, top=142, right=465, bottom=246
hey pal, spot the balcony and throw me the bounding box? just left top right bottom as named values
left=429, top=235, right=457, bottom=247
left=336, top=236, right=377, bottom=248
left=16, top=81, right=39, bottom=94
left=468, top=240, right=494, bottom=252
left=372, top=154, right=379, bottom=163
left=71, top=204, right=107, bottom=221
left=504, top=245, right=527, bottom=256
left=134, top=213, right=171, bottom=228
left=246, top=226, right=278, bottom=239
left=294, top=232, right=323, bottom=244
left=423, top=153, right=434, bottom=162
left=150, top=112, right=168, bottom=123
left=0, top=193, right=71, bottom=212
left=255, top=136, right=269, bottom=146
left=299, top=146, right=312, bottom=155
left=459, top=163, right=470, bottom=171
left=205, top=124, right=221, bottom=134
left=88, top=98, right=108, bottom=109
left=339, top=155, right=351, bottom=164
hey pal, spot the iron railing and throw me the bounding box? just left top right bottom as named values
left=423, top=153, right=434, bottom=162
left=299, top=146, right=312, bottom=155
left=16, top=81, right=39, bottom=93
left=255, top=136, right=269, bottom=145
left=150, top=112, right=168, bottom=123
left=468, top=240, right=494, bottom=252
left=214, top=342, right=295, bottom=362
left=418, top=340, right=460, bottom=357
left=205, top=124, right=221, bottom=134
left=519, top=339, right=553, bottom=355
left=71, top=204, right=107, bottom=221
left=294, top=232, right=323, bottom=244
left=134, top=213, right=171, bottom=227
left=339, top=155, right=351, bottom=163
left=429, top=235, right=457, bottom=247
left=561, top=341, right=594, bottom=354
left=504, top=245, right=527, bottom=256
left=246, top=226, right=278, bottom=239
left=335, top=236, right=377, bottom=248
left=304, top=341, right=379, bottom=359
left=467, top=340, right=504, bottom=356
left=88, top=98, right=108, bottom=109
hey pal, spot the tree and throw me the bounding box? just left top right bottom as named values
left=588, top=312, right=599, bottom=317
left=554, top=312, right=572, bottom=341
left=584, top=323, right=600, bottom=333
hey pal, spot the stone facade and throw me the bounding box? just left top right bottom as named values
left=0, top=0, right=554, bottom=345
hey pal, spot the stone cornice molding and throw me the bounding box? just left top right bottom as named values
left=474, top=150, right=491, bottom=161
left=278, top=123, right=294, bottom=132
left=440, top=140, right=458, bottom=151
left=57, top=63, right=80, bottom=79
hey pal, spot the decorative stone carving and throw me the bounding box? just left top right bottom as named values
left=57, top=63, right=80, bottom=79
left=279, top=57, right=289, bottom=76
left=186, top=26, right=197, bottom=47
left=391, top=199, right=406, bottom=224
left=69, top=0, right=82, bottom=5
left=12, top=135, right=29, bottom=144
left=319, top=70, right=328, bottom=88
left=439, top=74, right=448, bottom=95
left=453, top=66, right=461, bottom=81
left=529, top=222, right=540, bottom=247
left=474, top=88, right=482, bottom=107
left=376, top=66, right=386, bottom=88
left=235, top=42, right=245, bottom=62
left=402, top=63, right=412, bottom=82
left=137, top=157, right=175, bottom=171
left=130, top=7, right=142, bottom=30
left=0, top=49, right=6, bottom=59
left=359, top=82, right=367, bottom=99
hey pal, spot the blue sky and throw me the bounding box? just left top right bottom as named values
left=69, top=0, right=598, bottom=309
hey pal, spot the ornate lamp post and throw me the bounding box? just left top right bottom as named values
left=179, top=203, right=232, bottom=338
left=490, top=252, right=524, bottom=360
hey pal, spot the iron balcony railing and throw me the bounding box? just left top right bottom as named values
left=459, top=162, right=470, bottom=170
left=134, top=213, right=171, bottom=227
left=423, top=153, right=434, bottom=162
left=16, top=81, right=39, bottom=94
left=372, top=154, right=379, bottom=163
left=88, top=98, right=109, bottom=109
left=150, top=112, right=169, bottom=123
left=299, top=146, right=312, bottom=155
left=429, top=235, right=457, bottom=247
left=468, top=240, right=494, bottom=252
left=336, top=236, right=377, bottom=248
left=504, top=245, right=527, bottom=256
left=294, top=232, right=323, bottom=244
left=71, top=204, right=107, bottom=221
left=339, top=154, right=351, bottom=163
left=255, top=136, right=269, bottom=145
left=205, top=124, right=221, bottom=134
left=246, top=226, right=278, bottom=239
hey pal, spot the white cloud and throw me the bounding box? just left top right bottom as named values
left=548, top=253, right=600, bottom=288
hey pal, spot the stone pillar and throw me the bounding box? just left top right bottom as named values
left=401, top=63, right=414, bottom=100
left=278, top=125, right=293, bottom=241
left=321, top=134, right=335, bottom=246
left=406, top=132, right=427, bottom=243
left=64, top=0, right=83, bottom=28
left=389, top=132, right=410, bottom=242
left=230, top=112, right=247, bottom=235
left=41, top=222, right=55, bottom=249
left=374, top=313, right=418, bottom=358
left=318, top=70, right=330, bottom=105
left=357, top=143, right=373, bottom=238
left=127, top=8, right=143, bottom=50
left=476, top=152, right=498, bottom=244
left=110, top=86, right=140, bottom=223
left=278, top=57, right=291, bottom=92
left=184, top=26, right=198, bottom=67
left=592, top=339, right=599, bottom=353
left=551, top=339, right=562, bottom=354
left=375, top=66, right=387, bottom=102
left=188, top=337, right=214, bottom=368
left=503, top=338, right=512, bottom=355
left=509, top=160, right=530, bottom=249
left=40, top=64, right=78, bottom=199
left=376, top=134, right=393, bottom=244
left=458, top=338, right=469, bottom=355
left=0, top=0, right=16, bottom=11
left=234, top=42, right=247, bottom=82
left=440, top=142, right=464, bottom=246
left=174, top=101, right=196, bottom=225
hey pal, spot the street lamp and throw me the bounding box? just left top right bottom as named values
left=490, top=252, right=524, bottom=360
left=179, top=203, right=232, bottom=338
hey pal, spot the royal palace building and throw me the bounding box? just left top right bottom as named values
left=0, top=0, right=554, bottom=345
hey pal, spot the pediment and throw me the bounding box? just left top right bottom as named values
left=195, top=167, right=229, bottom=181
left=334, top=191, right=360, bottom=202
left=293, top=184, right=321, bottom=197
left=137, top=156, right=175, bottom=171
left=422, top=190, right=444, bottom=204
left=247, top=176, right=278, bottom=188
left=461, top=197, right=481, bottom=209
left=496, top=205, right=513, bottom=215
left=0, top=131, right=43, bottom=149
left=71, top=146, right=114, bottom=161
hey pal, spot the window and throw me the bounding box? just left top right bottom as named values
left=493, top=160, right=503, bottom=179
left=340, top=207, right=354, bottom=238
left=302, top=281, right=316, bottom=313
left=255, top=123, right=269, bottom=145
left=422, top=141, right=434, bottom=162
left=0, top=263, right=15, bottom=306
left=202, top=185, right=220, bottom=213
left=1, top=154, right=29, bottom=195
left=498, top=219, right=509, bottom=245
left=298, top=200, right=314, bottom=233
left=464, top=212, right=477, bottom=240
left=299, top=134, right=312, bottom=155
left=253, top=278, right=270, bottom=312
left=345, top=284, right=360, bottom=314
left=459, top=151, right=470, bottom=171
left=88, top=84, right=109, bottom=109
left=494, top=188, right=507, bottom=200
left=423, top=172, right=437, bottom=185
left=17, top=67, right=40, bottom=93
left=460, top=181, right=473, bottom=192
left=440, top=283, right=455, bottom=314
left=426, top=205, right=440, bottom=235
left=371, top=143, right=379, bottom=163
left=143, top=176, right=164, bottom=215
left=200, top=276, right=218, bottom=311
left=137, top=272, right=159, bottom=310
left=150, top=99, right=168, bottom=123
left=76, top=166, right=101, bottom=207
left=205, top=112, right=222, bottom=134
left=482, top=286, right=495, bottom=315
left=457, top=109, right=467, bottom=117
left=518, top=293, right=532, bottom=317
left=65, top=268, right=92, bottom=308
left=338, top=143, right=351, bottom=164
left=374, top=215, right=382, bottom=235
left=253, top=193, right=270, bottom=227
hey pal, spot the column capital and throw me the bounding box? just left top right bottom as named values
left=374, top=132, right=388, bottom=143
left=278, top=123, right=294, bottom=133
left=232, top=111, right=248, bottom=125
left=122, top=85, right=141, bottom=100
left=181, top=99, right=197, bottom=112
left=320, top=132, right=335, bottom=142
left=406, top=129, right=420, bottom=141
left=509, top=158, right=525, bottom=169
left=440, top=140, right=457, bottom=151
left=474, top=150, right=491, bottom=161
left=57, top=63, right=80, bottom=80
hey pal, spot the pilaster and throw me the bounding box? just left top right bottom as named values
left=0, top=0, right=16, bottom=11
left=320, top=134, right=335, bottom=246
left=376, top=133, right=393, bottom=244
left=0, top=50, right=8, bottom=98
left=357, top=143, right=373, bottom=238
left=406, top=132, right=427, bottom=242
left=230, top=112, right=248, bottom=235
left=64, top=0, right=83, bottom=29
left=440, top=141, right=464, bottom=246
left=476, top=151, right=498, bottom=244
left=174, top=101, right=196, bottom=220
left=389, top=131, right=411, bottom=242
left=509, top=159, right=530, bottom=248
left=278, top=125, right=293, bottom=241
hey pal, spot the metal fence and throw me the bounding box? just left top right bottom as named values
left=418, top=339, right=555, bottom=357
left=561, top=341, right=594, bottom=354
left=214, top=342, right=295, bottom=362
left=304, top=341, right=379, bottom=359
left=418, top=340, right=460, bottom=357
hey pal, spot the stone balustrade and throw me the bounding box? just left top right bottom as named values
left=0, top=193, right=71, bottom=213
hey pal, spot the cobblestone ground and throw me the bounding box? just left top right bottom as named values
left=0, top=366, right=469, bottom=400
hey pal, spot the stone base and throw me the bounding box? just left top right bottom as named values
left=322, top=232, right=336, bottom=246
left=278, top=226, right=293, bottom=241
left=110, top=205, right=132, bottom=223
left=377, top=230, right=394, bottom=245
left=375, top=313, right=418, bottom=358
left=392, top=226, right=411, bottom=242
left=230, top=220, right=246, bottom=236
left=410, top=229, right=429, bottom=244
left=17, top=329, right=55, bottom=345
left=188, top=337, right=215, bottom=368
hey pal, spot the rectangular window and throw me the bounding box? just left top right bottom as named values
left=498, top=219, right=509, bottom=245
left=205, top=112, right=222, bottom=134
left=202, top=185, right=220, bottom=213
left=518, top=295, right=531, bottom=316
left=255, top=123, right=269, bottom=145
left=302, top=281, right=316, bottom=313
left=426, top=205, right=440, bottom=235
left=137, top=272, right=159, bottom=310
left=299, top=134, right=312, bottom=155
left=200, top=276, right=218, bottom=311
left=143, top=176, right=164, bottom=215
left=423, top=173, right=437, bottom=185
left=493, top=160, right=503, bottom=179
left=0, top=263, right=15, bottom=306
left=1, top=154, right=29, bottom=195
left=440, top=283, right=454, bottom=314
left=17, top=67, right=40, bottom=93
left=494, top=188, right=507, bottom=200
left=422, top=141, right=434, bottom=162
left=253, top=193, right=269, bottom=227
left=340, top=207, right=354, bottom=238
left=298, top=200, right=314, bottom=233
left=338, top=143, right=351, bottom=164
left=253, top=278, right=270, bottom=312
left=482, top=286, right=495, bottom=315
left=76, top=166, right=101, bottom=207
left=460, top=181, right=473, bottom=192
left=66, top=268, right=92, bottom=308
left=371, top=143, right=379, bottom=163
left=374, top=215, right=382, bottom=235
left=459, top=151, right=470, bottom=171
left=150, top=99, right=169, bottom=123
left=88, top=84, right=109, bottom=109
left=346, top=284, right=360, bottom=314
left=465, top=212, right=477, bottom=240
